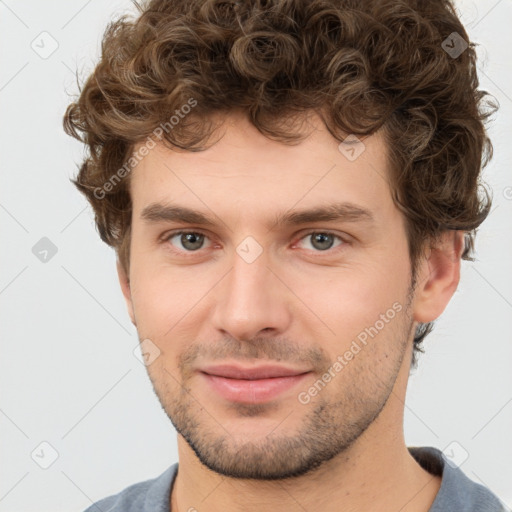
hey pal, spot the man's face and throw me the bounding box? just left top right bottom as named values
left=121, top=113, right=418, bottom=479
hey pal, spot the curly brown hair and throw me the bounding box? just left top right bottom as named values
left=63, top=0, right=497, bottom=364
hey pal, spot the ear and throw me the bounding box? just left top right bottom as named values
left=116, top=259, right=136, bottom=326
left=412, top=230, right=465, bottom=324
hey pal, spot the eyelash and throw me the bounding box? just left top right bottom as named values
left=161, top=229, right=349, bottom=257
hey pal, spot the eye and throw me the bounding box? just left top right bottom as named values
left=162, top=229, right=347, bottom=256
left=164, top=231, right=212, bottom=253
left=295, top=231, right=346, bottom=252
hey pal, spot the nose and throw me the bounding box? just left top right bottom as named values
left=210, top=246, right=292, bottom=342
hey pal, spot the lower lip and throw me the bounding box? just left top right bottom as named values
left=201, top=372, right=311, bottom=403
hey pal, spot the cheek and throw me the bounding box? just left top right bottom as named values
left=129, top=259, right=176, bottom=334
left=132, top=283, right=178, bottom=333
left=130, top=261, right=216, bottom=342
left=288, top=258, right=409, bottom=352
left=306, top=256, right=405, bottom=305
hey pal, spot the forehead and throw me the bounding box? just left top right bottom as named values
left=128, top=113, right=392, bottom=223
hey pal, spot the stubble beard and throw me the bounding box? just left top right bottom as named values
left=147, top=320, right=413, bottom=479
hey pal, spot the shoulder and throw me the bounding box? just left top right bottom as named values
left=82, top=463, right=178, bottom=512
left=409, top=446, right=506, bottom=512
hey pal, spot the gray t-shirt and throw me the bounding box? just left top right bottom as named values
left=84, top=446, right=506, bottom=511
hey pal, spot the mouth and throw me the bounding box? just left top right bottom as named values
left=199, top=364, right=312, bottom=403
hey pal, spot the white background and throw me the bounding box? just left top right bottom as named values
left=1, top=1, right=511, bottom=510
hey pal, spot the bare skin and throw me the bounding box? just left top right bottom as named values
left=117, top=112, right=464, bottom=511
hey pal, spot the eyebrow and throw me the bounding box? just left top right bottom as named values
left=140, top=201, right=375, bottom=230
left=141, top=202, right=375, bottom=229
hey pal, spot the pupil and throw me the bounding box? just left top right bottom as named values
left=313, top=233, right=333, bottom=250
left=183, top=233, right=203, bottom=250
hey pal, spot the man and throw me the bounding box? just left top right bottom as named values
left=64, top=0, right=504, bottom=510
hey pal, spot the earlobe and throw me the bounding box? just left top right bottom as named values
left=116, top=259, right=136, bottom=326
left=412, top=231, right=465, bottom=324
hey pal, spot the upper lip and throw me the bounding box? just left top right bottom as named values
left=200, top=364, right=311, bottom=380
